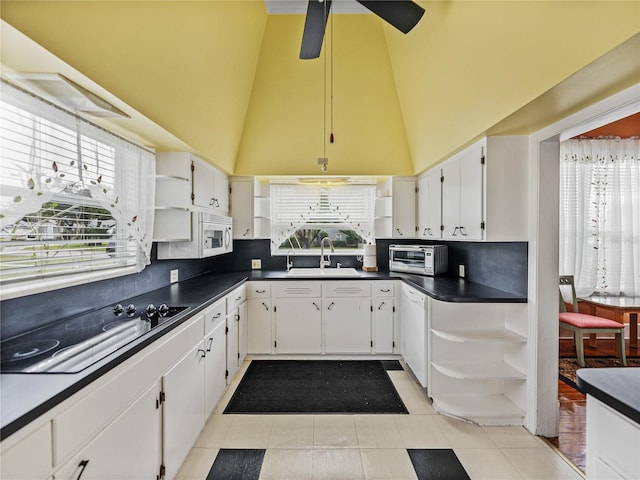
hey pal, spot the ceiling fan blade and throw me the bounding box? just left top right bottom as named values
left=300, top=0, right=332, bottom=59
left=356, top=0, right=425, bottom=34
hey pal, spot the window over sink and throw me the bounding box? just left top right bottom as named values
left=0, top=81, right=155, bottom=299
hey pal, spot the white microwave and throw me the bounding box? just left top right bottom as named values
left=157, top=212, right=232, bottom=259
left=389, top=244, right=448, bottom=276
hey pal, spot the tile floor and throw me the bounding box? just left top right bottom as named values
left=176, top=361, right=584, bottom=480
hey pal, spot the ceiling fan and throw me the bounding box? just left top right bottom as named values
left=300, top=0, right=425, bottom=59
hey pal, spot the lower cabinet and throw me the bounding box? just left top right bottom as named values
left=372, top=296, right=395, bottom=354
left=324, top=297, right=371, bottom=353
left=247, top=297, right=272, bottom=354
left=163, top=340, right=206, bottom=480
left=274, top=297, right=322, bottom=353
left=0, top=422, right=52, bottom=480
left=204, top=317, right=227, bottom=418
left=53, top=382, right=162, bottom=480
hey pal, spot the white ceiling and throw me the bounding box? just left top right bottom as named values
left=264, top=0, right=369, bottom=15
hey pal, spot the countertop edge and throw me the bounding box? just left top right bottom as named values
left=576, top=368, right=640, bottom=425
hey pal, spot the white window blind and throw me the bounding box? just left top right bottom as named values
left=0, top=81, right=155, bottom=293
left=270, top=183, right=375, bottom=253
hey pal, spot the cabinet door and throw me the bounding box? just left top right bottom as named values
left=459, top=146, right=484, bottom=240
left=163, top=343, right=206, bottom=480
left=248, top=298, right=272, bottom=354
left=204, top=319, right=227, bottom=418
left=417, top=175, right=429, bottom=238
left=275, top=298, right=322, bottom=354
left=442, top=159, right=461, bottom=240
left=373, top=298, right=395, bottom=354
left=238, top=301, right=248, bottom=366
left=425, top=169, right=442, bottom=239
left=324, top=298, right=372, bottom=353
left=392, top=179, right=416, bottom=238
left=1, top=422, right=51, bottom=480
left=192, top=157, right=216, bottom=209
left=230, top=180, right=253, bottom=239
left=400, top=286, right=427, bottom=387
left=213, top=169, right=229, bottom=214
left=53, top=382, right=162, bottom=480
left=226, top=308, right=240, bottom=383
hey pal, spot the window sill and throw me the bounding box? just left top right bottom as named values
left=0, top=266, right=139, bottom=301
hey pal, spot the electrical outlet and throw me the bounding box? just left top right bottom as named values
left=459, top=264, right=465, bottom=278
left=170, top=269, right=179, bottom=283
left=251, top=259, right=262, bottom=270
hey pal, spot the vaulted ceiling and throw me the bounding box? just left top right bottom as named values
left=1, top=1, right=639, bottom=176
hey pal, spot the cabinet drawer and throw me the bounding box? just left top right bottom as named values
left=373, top=282, right=394, bottom=297
left=247, top=282, right=271, bottom=298
left=1, top=422, right=52, bottom=480
left=272, top=282, right=321, bottom=297
left=203, top=299, right=226, bottom=335
left=226, top=285, right=247, bottom=311
left=323, top=281, right=371, bottom=297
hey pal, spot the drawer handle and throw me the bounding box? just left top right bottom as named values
left=312, top=302, right=320, bottom=311
left=213, top=312, right=221, bottom=319
left=327, top=301, right=335, bottom=311
left=206, top=337, right=213, bottom=352
left=242, top=228, right=250, bottom=237
left=76, top=459, right=90, bottom=480
left=236, top=296, right=242, bottom=301
left=378, top=301, right=386, bottom=310
left=380, top=289, right=391, bottom=293
left=262, top=302, right=269, bottom=311
left=197, top=349, right=207, bottom=358
left=396, top=228, right=403, bottom=236
left=256, top=289, right=266, bottom=294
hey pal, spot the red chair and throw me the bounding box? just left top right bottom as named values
left=559, top=275, right=627, bottom=367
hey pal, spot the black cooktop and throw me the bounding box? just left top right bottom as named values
left=1, top=304, right=188, bottom=373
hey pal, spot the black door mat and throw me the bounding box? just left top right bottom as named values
left=408, top=449, right=471, bottom=480
left=223, top=360, right=408, bottom=414
left=380, top=359, right=404, bottom=370
left=206, top=449, right=265, bottom=480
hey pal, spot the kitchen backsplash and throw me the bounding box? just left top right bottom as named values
left=1, top=239, right=527, bottom=339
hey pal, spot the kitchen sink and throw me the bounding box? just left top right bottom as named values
left=286, top=267, right=361, bottom=278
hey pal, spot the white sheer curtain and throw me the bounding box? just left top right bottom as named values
left=559, top=138, right=640, bottom=297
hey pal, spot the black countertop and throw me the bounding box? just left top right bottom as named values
left=1, top=269, right=526, bottom=440
left=576, top=368, right=640, bottom=425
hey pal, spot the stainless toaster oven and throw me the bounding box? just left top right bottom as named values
left=389, top=245, right=448, bottom=276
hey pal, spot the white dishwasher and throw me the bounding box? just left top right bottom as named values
left=401, top=283, right=428, bottom=387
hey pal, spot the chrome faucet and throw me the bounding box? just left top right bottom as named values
left=320, top=237, right=334, bottom=269
left=286, top=249, right=296, bottom=271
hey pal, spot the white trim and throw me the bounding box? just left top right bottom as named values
left=527, top=82, right=640, bottom=437
left=0, top=265, right=138, bottom=301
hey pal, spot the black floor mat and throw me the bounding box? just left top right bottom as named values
left=408, top=449, right=471, bottom=480
left=206, top=449, right=265, bottom=480
left=224, top=360, right=408, bottom=414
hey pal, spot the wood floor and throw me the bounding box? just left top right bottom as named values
left=546, top=337, right=638, bottom=474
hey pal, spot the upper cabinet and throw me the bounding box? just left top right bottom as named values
left=154, top=152, right=229, bottom=242
left=417, top=136, right=528, bottom=242
left=375, top=177, right=416, bottom=238
left=442, top=141, right=485, bottom=241
left=230, top=177, right=271, bottom=240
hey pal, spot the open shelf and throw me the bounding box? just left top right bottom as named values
left=432, top=361, right=526, bottom=380
left=431, top=393, right=525, bottom=425
left=431, top=328, right=526, bottom=343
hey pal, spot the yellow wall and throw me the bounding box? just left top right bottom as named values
left=234, top=14, right=413, bottom=176
left=0, top=1, right=268, bottom=175
left=2, top=1, right=638, bottom=176
left=386, top=1, right=640, bottom=174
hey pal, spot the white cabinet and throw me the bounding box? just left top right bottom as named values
left=230, top=177, right=270, bottom=239
left=53, top=382, right=162, bottom=480
left=274, top=298, right=322, bottom=353
left=323, top=282, right=372, bottom=354
left=247, top=282, right=272, bottom=354
left=226, top=285, right=247, bottom=383
left=213, top=168, right=230, bottom=214
left=442, top=141, right=484, bottom=240
left=372, top=282, right=395, bottom=354
left=375, top=177, right=416, bottom=238
left=0, top=422, right=52, bottom=480
left=586, top=395, right=640, bottom=480
left=417, top=169, right=442, bottom=239
left=203, top=301, right=227, bottom=418
left=400, top=283, right=428, bottom=387
left=428, top=299, right=527, bottom=425
left=163, top=338, right=206, bottom=480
